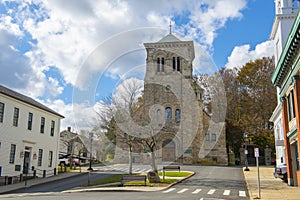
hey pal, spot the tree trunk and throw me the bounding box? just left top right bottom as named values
left=128, top=146, right=133, bottom=175
left=151, top=151, right=157, bottom=172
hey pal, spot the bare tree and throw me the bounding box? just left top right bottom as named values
left=96, top=78, right=143, bottom=174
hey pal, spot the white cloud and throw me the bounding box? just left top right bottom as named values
left=44, top=99, right=98, bottom=132
left=225, top=40, right=274, bottom=69
left=0, top=0, right=250, bottom=130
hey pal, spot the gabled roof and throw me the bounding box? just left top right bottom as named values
left=0, top=85, right=64, bottom=118
left=157, top=33, right=181, bottom=43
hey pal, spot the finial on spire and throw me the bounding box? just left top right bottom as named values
left=169, top=21, right=172, bottom=34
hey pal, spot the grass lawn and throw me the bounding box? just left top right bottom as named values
left=157, top=171, right=193, bottom=177
left=80, top=171, right=193, bottom=187
left=81, top=174, right=125, bottom=187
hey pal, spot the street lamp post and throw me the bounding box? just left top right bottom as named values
left=87, top=132, right=93, bottom=171
left=244, top=132, right=250, bottom=171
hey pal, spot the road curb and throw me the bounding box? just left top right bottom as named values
left=242, top=167, right=254, bottom=200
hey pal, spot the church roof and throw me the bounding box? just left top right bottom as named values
left=157, top=33, right=181, bottom=43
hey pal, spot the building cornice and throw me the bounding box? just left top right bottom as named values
left=270, top=14, right=298, bottom=39
left=272, top=12, right=300, bottom=87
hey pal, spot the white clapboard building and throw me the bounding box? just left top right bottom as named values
left=0, top=85, right=64, bottom=177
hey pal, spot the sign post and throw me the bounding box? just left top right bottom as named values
left=254, top=148, right=261, bottom=199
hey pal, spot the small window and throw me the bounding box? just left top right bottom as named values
left=50, top=120, right=55, bottom=136
left=205, top=133, right=210, bottom=141
left=165, top=107, right=172, bottom=122
left=0, top=102, right=4, bottom=123
left=40, top=117, right=45, bottom=133
left=157, top=57, right=160, bottom=72
left=157, top=109, right=161, bottom=122
left=9, top=144, right=16, bottom=164
left=161, top=57, right=165, bottom=72
left=48, top=151, right=53, bottom=167
left=13, top=107, right=19, bottom=127
left=172, top=57, right=176, bottom=71
left=38, top=149, right=43, bottom=166
left=177, top=57, right=180, bottom=71
left=211, top=133, right=216, bottom=141
left=287, top=91, right=295, bottom=121
left=28, top=113, right=33, bottom=130
left=175, top=109, right=180, bottom=122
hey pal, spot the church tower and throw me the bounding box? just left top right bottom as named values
left=140, top=28, right=227, bottom=165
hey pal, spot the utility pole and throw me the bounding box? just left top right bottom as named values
left=244, top=132, right=250, bottom=171
left=87, top=132, right=93, bottom=171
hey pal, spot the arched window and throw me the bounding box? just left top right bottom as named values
left=165, top=107, right=172, bottom=122
left=157, top=57, right=165, bottom=72
left=205, top=133, right=210, bottom=141
left=177, top=57, right=180, bottom=71
left=157, top=57, right=160, bottom=72
left=175, top=109, right=180, bottom=122
left=157, top=109, right=162, bottom=123
left=172, top=57, right=176, bottom=71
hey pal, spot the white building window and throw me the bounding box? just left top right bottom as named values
left=9, top=144, right=16, bottom=164
left=40, top=117, right=45, bottom=133
left=13, top=107, right=19, bottom=127
left=0, top=102, right=4, bottom=123
left=50, top=120, right=55, bottom=136
left=28, top=112, right=33, bottom=130
left=48, top=151, right=53, bottom=167
left=38, top=149, right=43, bottom=166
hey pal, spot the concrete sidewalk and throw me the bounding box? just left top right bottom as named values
left=0, top=171, right=84, bottom=194
left=243, top=166, right=300, bottom=200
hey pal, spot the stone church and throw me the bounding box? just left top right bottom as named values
left=113, top=30, right=228, bottom=165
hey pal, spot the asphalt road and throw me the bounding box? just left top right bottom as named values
left=6, top=171, right=117, bottom=193
left=1, top=165, right=249, bottom=200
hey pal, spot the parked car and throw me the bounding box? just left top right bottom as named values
left=59, top=155, right=80, bottom=166
left=274, top=164, right=287, bottom=183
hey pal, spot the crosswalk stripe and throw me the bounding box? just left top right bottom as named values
left=177, top=188, right=189, bottom=193
left=192, top=189, right=202, bottom=194
left=223, top=190, right=230, bottom=196
left=207, top=189, right=216, bottom=195
left=239, top=191, right=246, bottom=197
left=163, top=188, right=176, bottom=193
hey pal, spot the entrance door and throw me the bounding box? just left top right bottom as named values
left=162, top=140, right=175, bottom=162
left=23, top=150, right=30, bottom=174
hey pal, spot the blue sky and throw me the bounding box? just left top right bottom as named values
left=0, top=0, right=277, bottom=131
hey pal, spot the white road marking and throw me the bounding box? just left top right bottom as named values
left=207, top=189, right=216, bottom=195
left=192, top=189, right=202, bottom=194
left=239, top=190, right=247, bottom=197
left=177, top=188, right=189, bottom=193
left=223, top=190, right=230, bottom=195
left=162, top=188, right=176, bottom=193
